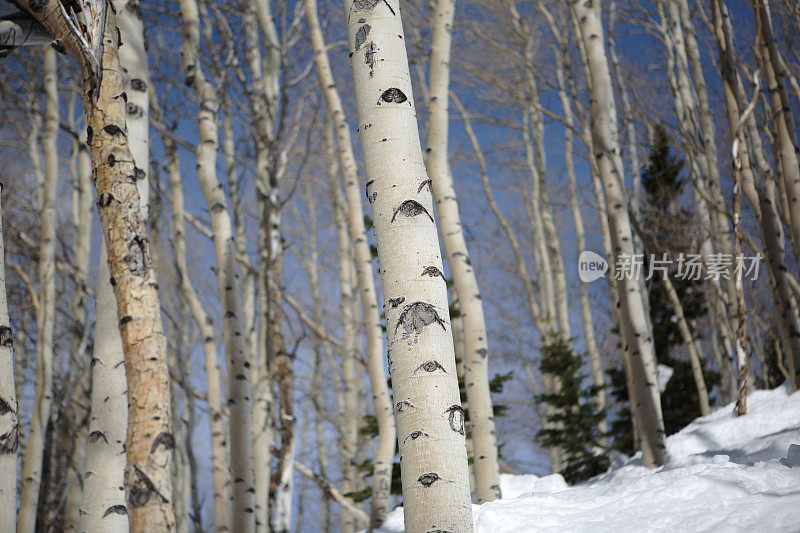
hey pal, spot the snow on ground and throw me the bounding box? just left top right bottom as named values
left=377, top=384, right=800, bottom=532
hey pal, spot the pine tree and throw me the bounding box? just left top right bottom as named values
left=610, top=125, right=718, bottom=451
left=536, top=334, right=609, bottom=484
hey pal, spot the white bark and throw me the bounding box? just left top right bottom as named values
left=304, top=0, right=396, bottom=526
left=342, top=0, right=473, bottom=530
left=177, top=0, right=256, bottom=527
left=80, top=1, right=150, bottom=527
left=18, top=47, right=57, bottom=532
left=569, top=0, right=667, bottom=467
left=426, top=0, right=500, bottom=504
left=0, top=184, right=19, bottom=533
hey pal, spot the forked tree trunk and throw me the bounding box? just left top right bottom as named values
left=0, top=185, right=19, bottom=533
left=10, top=2, right=175, bottom=528
left=426, top=0, right=500, bottom=503
left=304, top=0, right=396, bottom=526
left=342, top=1, right=473, bottom=530
left=568, top=0, right=667, bottom=467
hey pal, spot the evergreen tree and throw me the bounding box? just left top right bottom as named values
left=536, top=334, right=609, bottom=484
left=609, top=124, right=718, bottom=452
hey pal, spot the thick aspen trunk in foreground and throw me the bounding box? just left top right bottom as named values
left=9, top=1, right=175, bottom=528
left=81, top=1, right=149, bottom=529
left=18, top=46, right=57, bottom=532
left=427, top=0, right=500, bottom=503
left=342, top=1, right=473, bottom=531
left=0, top=186, right=18, bottom=533
left=303, top=0, right=396, bottom=526
left=569, top=0, right=667, bottom=467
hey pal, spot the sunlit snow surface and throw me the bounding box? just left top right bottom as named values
left=377, top=384, right=800, bottom=532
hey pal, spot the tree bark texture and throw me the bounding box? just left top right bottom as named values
left=342, top=1, right=473, bottom=530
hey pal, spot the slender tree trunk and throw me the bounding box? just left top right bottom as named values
left=569, top=0, right=667, bottom=467
left=156, top=96, right=231, bottom=531
left=304, top=0, right=396, bottom=526
left=18, top=47, right=57, bottom=532
left=0, top=185, right=19, bottom=533
left=177, top=0, right=256, bottom=528
left=426, top=0, right=500, bottom=503
left=752, top=0, right=800, bottom=269
left=342, top=0, right=473, bottom=530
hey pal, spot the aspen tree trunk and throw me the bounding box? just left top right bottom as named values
left=9, top=1, right=176, bottom=527
left=426, top=0, right=500, bottom=503
left=304, top=0, right=396, bottom=526
left=63, top=122, right=94, bottom=533
left=324, top=116, right=356, bottom=533
left=80, top=2, right=151, bottom=528
left=569, top=0, right=667, bottom=467
left=342, top=0, right=473, bottom=530
left=752, top=0, right=800, bottom=268
left=549, top=29, right=607, bottom=431
left=656, top=0, right=739, bottom=402
left=0, top=185, right=18, bottom=533
left=177, top=0, right=256, bottom=528
left=18, top=47, right=57, bottom=532
left=157, top=99, right=230, bottom=531
left=662, top=272, right=711, bottom=416
left=709, top=0, right=800, bottom=390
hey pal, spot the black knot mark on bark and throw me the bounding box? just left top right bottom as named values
left=403, top=430, right=429, bottom=443
left=0, top=325, right=12, bottom=347
left=445, top=405, right=466, bottom=435
left=107, top=153, right=116, bottom=166
left=150, top=431, right=176, bottom=454
left=104, top=124, right=125, bottom=137
left=0, top=424, right=19, bottom=454
left=417, top=472, right=440, bottom=487
left=134, top=166, right=146, bottom=181
left=395, top=399, right=414, bottom=413
left=86, top=126, right=93, bottom=145
left=130, top=78, right=147, bottom=92
left=475, top=347, right=487, bottom=358
left=365, top=179, right=377, bottom=203
left=88, top=430, right=109, bottom=444
left=391, top=200, right=433, bottom=223
left=127, top=102, right=141, bottom=117
left=396, top=302, right=447, bottom=339
left=415, top=360, right=447, bottom=375
left=453, top=251, right=471, bottom=266
left=102, top=505, right=128, bottom=518
left=354, top=0, right=380, bottom=10
left=119, top=316, right=133, bottom=327
left=28, top=0, right=47, bottom=12
left=417, top=179, right=432, bottom=193
left=124, top=236, right=150, bottom=276
left=98, top=193, right=114, bottom=208
left=388, top=296, right=405, bottom=308
left=127, top=465, right=168, bottom=508
left=355, top=24, right=371, bottom=51
left=380, top=87, right=407, bottom=104
left=421, top=266, right=445, bottom=280
left=0, top=397, right=12, bottom=416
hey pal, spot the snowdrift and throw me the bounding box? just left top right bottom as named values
left=378, top=384, right=800, bottom=532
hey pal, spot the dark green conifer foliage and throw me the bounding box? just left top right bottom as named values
left=536, top=334, right=609, bottom=484
left=609, top=124, right=718, bottom=452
